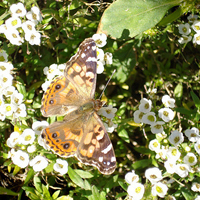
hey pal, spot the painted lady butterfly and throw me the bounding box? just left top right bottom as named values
left=41, top=38, right=116, bottom=174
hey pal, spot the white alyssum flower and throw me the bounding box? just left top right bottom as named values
left=11, top=91, right=24, bottom=105
left=178, top=35, right=192, bottom=44
left=127, top=183, right=145, bottom=200
left=27, top=144, right=36, bottom=153
left=164, top=160, right=176, bottom=174
left=22, top=20, right=36, bottom=33
left=97, top=60, right=104, bottom=74
left=20, top=128, right=35, bottom=145
left=188, top=14, right=198, bottom=23
left=98, top=105, right=117, bottom=119
left=0, top=62, right=13, bottom=73
left=57, top=63, right=66, bottom=75
left=162, top=95, right=175, bottom=108
left=178, top=23, right=191, bottom=35
left=0, top=50, right=8, bottom=62
left=29, top=155, right=48, bottom=172
left=155, top=146, right=167, bottom=160
left=185, top=127, right=200, bottom=142
left=97, top=47, right=105, bottom=61
left=191, top=182, right=200, bottom=192
left=104, top=52, right=113, bottom=65
left=32, top=120, right=49, bottom=135
left=38, top=134, right=48, bottom=150
left=0, top=72, right=13, bottom=87
left=195, top=196, right=200, bottom=200
left=5, top=29, right=24, bottom=46
left=150, top=121, right=165, bottom=134
left=166, top=147, right=181, bottom=161
left=192, top=21, right=200, bottom=33
left=41, top=80, right=51, bottom=92
left=193, top=32, right=200, bottom=45
left=151, top=182, right=168, bottom=198
left=3, top=86, right=16, bottom=97
left=4, top=104, right=15, bottom=116
left=168, top=130, right=184, bottom=146
left=175, top=163, right=191, bottom=178
left=0, top=109, right=6, bottom=121
left=133, top=110, right=144, bottom=124
left=6, top=131, right=20, bottom=148
left=26, top=6, right=42, bottom=24
left=92, top=33, right=107, bottom=47
left=125, top=170, right=139, bottom=184
left=25, top=31, right=41, bottom=45
left=142, top=112, right=156, bottom=125
left=139, top=98, right=152, bottom=113
left=194, top=139, right=200, bottom=154
left=149, top=139, right=160, bottom=153
left=11, top=150, right=29, bottom=168
left=103, top=120, right=118, bottom=133
left=183, top=152, right=197, bottom=166
left=10, top=2, right=27, bottom=17
left=43, top=64, right=60, bottom=80
left=13, top=103, right=27, bottom=118
left=53, top=159, right=68, bottom=175
left=145, top=167, right=163, bottom=184
left=158, top=107, right=175, bottom=122
left=5, top=16, right=22, bottom=29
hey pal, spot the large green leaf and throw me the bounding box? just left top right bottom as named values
left=98, top=0, right=181, bottom=39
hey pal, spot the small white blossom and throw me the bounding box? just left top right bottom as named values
left=22, top=20, right=36, bottom=33
left=139, top=98, right=152, bottom=113
left=11, top=91, right=24, bottom=105
left=97, top=47, right=105, bottom=61
left=175, top=163, right=191, bottom=178
left=92, top=33, right=107, bottom=47
left=142, top=112, right=156, bottom=125
left=13, top=103, right=27, bottom=118
left=193, top=32, right=200, bottom=45
left=38, top=134, right=48, bottom=150
left=178, top=23, right=191, bottom=35
left=127, top=183, right=144, bottom=200
left=166, top=147, right=181, bottom=161
left=194, top=139, right=200, bottom=154
left=150, top=121, right=165, bottom=134
left=191, top=182, right=200, bottom=192
left=145, top=167, right=163, bottom=184
left=27, top=144, right=36, bottom=153
left=20, top=128, right=35, bottom=145
left=0, top=72, right=13, bottom=88
left=43, top=64, right=60, bottom=80
left=25, top=31, right=41, bottom=45
left=32, top=120, right=49, bottom=135
left=149, top=139, right=160, bottom=153
left=158, top=108, right=175, bottom=122
left=6, top=131, right=20, bottom=148
left=4, top=104, right=15, bottom=116
left=5, top=29, right=24, bottom=46
left=168, top=130, right=184, bottom=146
left=104, top=52, right=113, bottom=65
left=57, top=63, right=66, bottom=75
left=11, top=150, right=29, bottom=168
left=125, top=170, right=139, bottom=184
left=0, top=50, right=8, bottom=62
left=162, top=95, right=175, bottom=108
left=133, top=110, right=144, bottom=124
left=195, top=196, right=200, bottom=200
left=5, top=16, right=22, bottom=29
left=188, top=14, right=198, bottom=23
left=192, top=21, right=200, bottom=33
left=151, top=182, right=168, bottom=198
left=10, top=2, right=27, bottom=17
left=97, top=60, right=104, bottom=74
left=53, top=159, right=68, bottom=175
left=183, top=152, right=197, bottom=166
left=98, top=105, right=117, bottom=119
left=164, top=160, right=176, bottom=174
left=26, top=6, right=42, bottom=24
left=185, top=127, right=200, bottom=142
left=155, top=146, right=167, bottom=160
left=0, top=62, right=13, bottom=73
left=178, top=35, right=192, bottom=44
left=41, top=80, right=51, bottom=92
left=29, top=155, right=48, bottom=172
left=103, top=120, right=117, bottom=133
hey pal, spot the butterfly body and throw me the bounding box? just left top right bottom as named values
left=41, top=38, right=116, bottom=174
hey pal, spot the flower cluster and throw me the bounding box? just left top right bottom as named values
left=0, top=2, right=42, bottom=46
left=0, top=50, right=26, bottom=121
left=178, top=13, right=200, bottom=44
left=6, top=120, right=68, bottom=175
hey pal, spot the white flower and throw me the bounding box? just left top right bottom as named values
left=27, top=144, right=36, bottom=153
left=192, top=21, right=200, bottom=33
left=0, top=95, right=4, bottom=106
left=53, top=159, right=68, bottom=175
left=155, top=146, right=167, bottom=160
left=127, top=183, right=144, bottom=200
left=0, top=24, right=7, bottom=34
left=92, top=33, right=107, bottom=47
left=43, top=64, right=60, bottom=80
left=20, top=128, right=35, bottom=145
left=41, top=80, right=51, bottom=91
left=168, top=130, right=184, bottom=146
left=5, top=29, right=24, bottom=46
left=5, top=16, right=22, bottom=29
left=0, top=109, right=6, bottom=121
left=98, top=105, right=117, bottom=119
left=133, top=110, right=144, bottom=124
left=125, top=170, right=139, bottom=184
left=3, top=86, right=16, bottom=97
left=13, top=103, right=27, bottom=118
left=162, top=95, right=175, bottom=108
left=191, top=182, right=200, bottom=192
left=158, top=108, right=175, bottom=122
left=193, top=32, right=200, bottom=45
left=10, top=2, right=27, bottom=17
left=183, top=152, right=197, bottom=166
left=26, top=6, right=42, bottom=24
left=25, top=31, right=41, bottom=45
left=11, top=150, right=29, bottom=168
left=185, top=127, right=200, bottom=142
left=188, top=14, right=198, bottom=23
left=194, top=139, right=200, bottom=154
left=38, top=134, right=48, bottom=150
left=0, top=50, right=8, bottom=62
left=6, top=131, right=20, bottom=148
left=139, top=98, right=152, bottom=113
left=30, top=156, right=48, bottom=172
left=97, top=47, right=105, bottom=61
left=0, top=62, right=13, bottom=73
left=142, top=112, right=156, bottom=125
left=0, top=73, right=13, bottom=87
left=178, top=23, right=191, bottom=35
left=103, top=120, right=117, bottom=133
left=151, top=182, right=168, bottom=198
left=166, top=147, right=181, bottom=161
left=149, top=139, right=160, bottom=153
left=32, top=120, right=49, bottom=135
left=22, top=20, right=36, bottom=33
left=97, top=60, right=104, bottom=74
left=104, top=52, right=113, bottom=65
left=164, top=160, right=176, bottom=174
left=195, top=196, right=200, bottom=200
left=57, top=63, right=66, bottom=75
left=11, top=91, right=24, bottom=105
left=4, top=104, right=15, bottom=116
left=175, top=164, right=190, bottom=178
left=150, top=121, right=165, bottom=134
left=178, top=35, right=192, bottom=44
left=145, top=167, right=163, bottom=184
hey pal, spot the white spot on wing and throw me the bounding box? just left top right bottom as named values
left=111, top=156, right=116, bottom=162
left=101, top=144, right=112, bottom=154
left=86, top=57, right=97, bottom=62
left=81, top=53, right=86, bottom=58
left=99, top=157, right=103, bottom=162
left=92, top=45, right=96, bottom=50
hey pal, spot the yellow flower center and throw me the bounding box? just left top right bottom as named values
left=11, top=19, right=18, bottom=26
left=156, top=185, right=163, bottom=193
left=25, top=135, right=32, bottom=141
left=135, top=186, right=141, bottom=193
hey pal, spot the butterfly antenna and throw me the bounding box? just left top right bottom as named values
left=99, top=69, right=116, bottom=100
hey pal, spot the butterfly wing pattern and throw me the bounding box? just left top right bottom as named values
left=41, top=38, right=116, bottom=174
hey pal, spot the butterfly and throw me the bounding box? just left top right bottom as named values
left=41, top=38, right=116, bottom=175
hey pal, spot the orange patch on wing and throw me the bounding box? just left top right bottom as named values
left=80, top=149, right=87, bottom=157
left=73, top=64, right=82, bottom=72
left=94, top=125, right=104, bottom=140
left=74, top=75, right=84, bottom=85
left=84, top=131, right=93, bottom=145
left=87, top=145, right=95, bottom=158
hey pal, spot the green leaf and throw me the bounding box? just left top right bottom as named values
left=174, top=83, right=183, bottom=99
left=74, top=169, right=94, bottom=178
left=33, top=176, right=43, bottom=193
left=0, top=186, right=18, bottom=196
left=118, top=180, right=128, bottom=191
left=15, top=76, right=27, bottom=97
left=42, top=184, right=52, bottom=199
left=91, top=185, right=101, bottom=200
left=118, top=128, right=130, bottom=143
left=24, top=168, right=34, bottom=185
left=191, top=91, right=200, bottom=110
left=98, top=0, right=180, bottom=39
left=13, top=165, right=21, bottom=175
left=132, top=159, right=152, bottom=169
